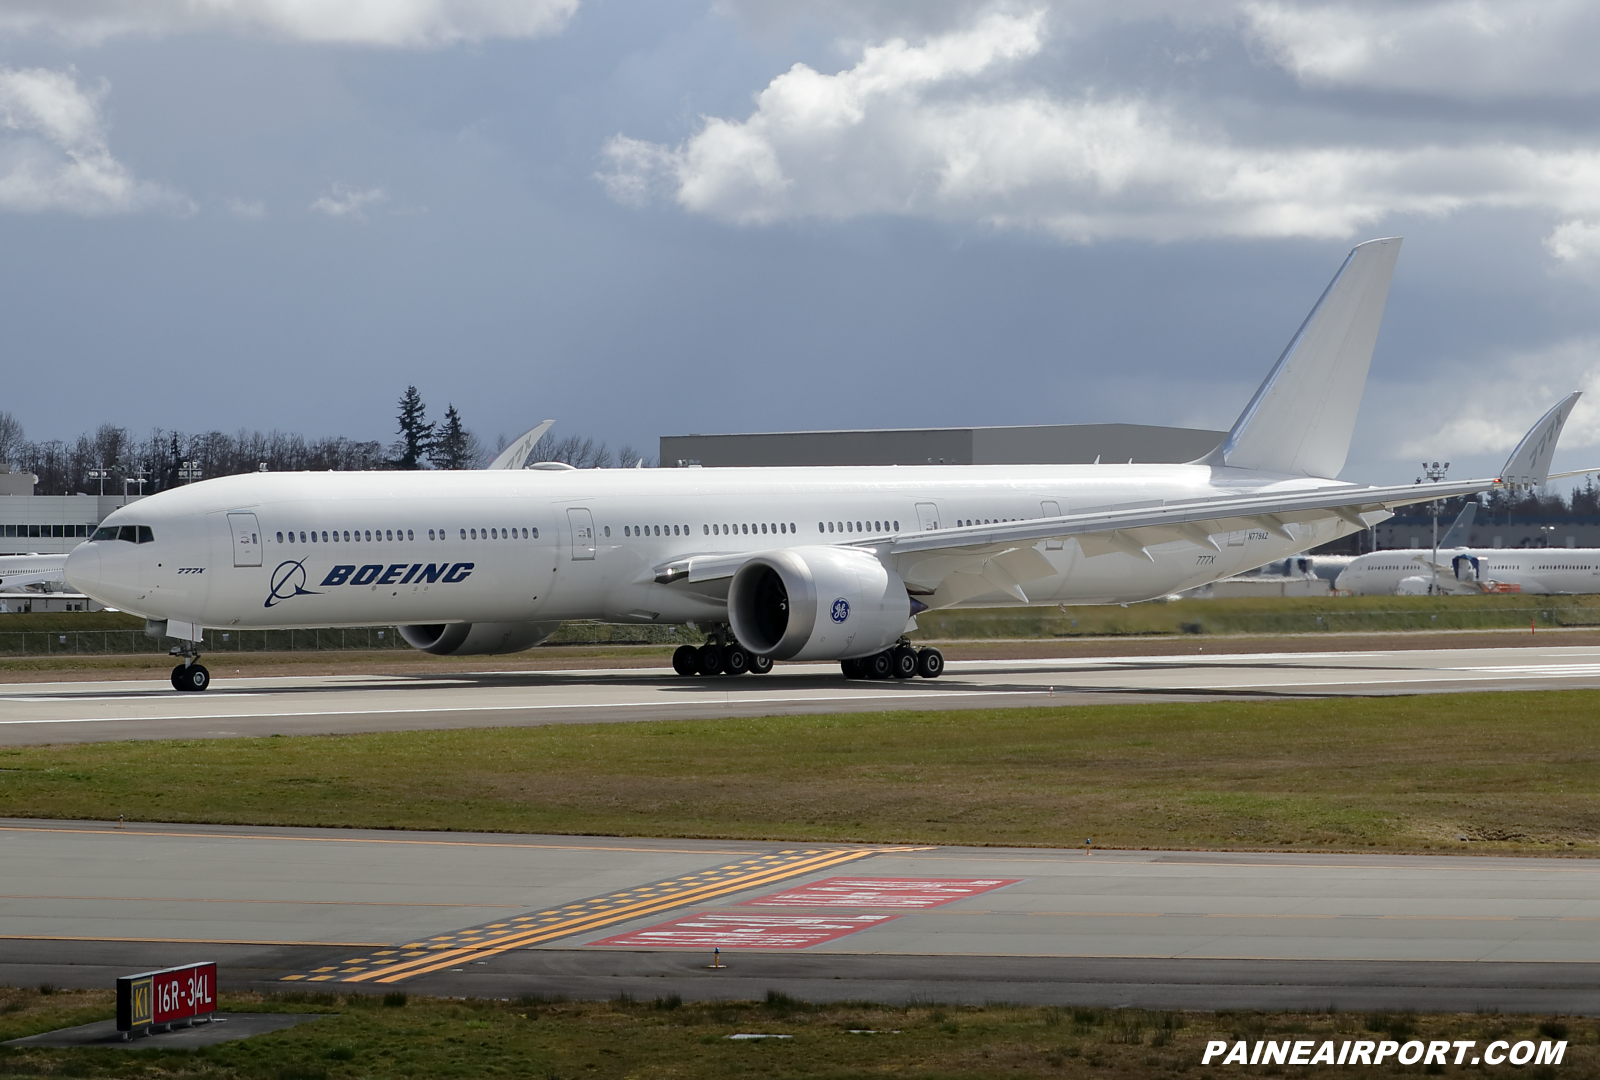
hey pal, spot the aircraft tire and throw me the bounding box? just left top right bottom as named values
left=697, top=643, right=724, bottom=676
left=916, top=647, right=944, bottom=679
left=748, top=654, right=773, bottom=675
left=722, top=644, right=750, bottom=675
left=891, top=646, right=918, bottom=679
left=178, top=664, right=210, bottom=692
left=865, top=651, right=894, bottom=679
left=170, top=664, right=187, bottom=691
left=840, top=657, right=865, bottom=679
left=672, top=644, right=699, bottom=676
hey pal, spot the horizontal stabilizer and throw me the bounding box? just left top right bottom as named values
left=1500, top=392, right=1581, bottom=487
left=1203, top=238, right=1402, bottom=479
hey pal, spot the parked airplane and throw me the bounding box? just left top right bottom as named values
left=1333, top=504, right=1477, bottom=595
left=0, top=553, right=68, bottom=593
left=65, top=238, right=1583, bottom=691
left=1338, top=503, right=1600, bottom=595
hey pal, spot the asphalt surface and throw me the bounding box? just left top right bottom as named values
left=4, top=820, right=1598, bottom=1012
left=4, top=642, right=1600, bottom=745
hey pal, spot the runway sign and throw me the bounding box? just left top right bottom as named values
left=589, top=912, right=900, bottom=950
left=116, top=961, right=216, bottom=1032
left=740, top=877, right=1020, bottom=909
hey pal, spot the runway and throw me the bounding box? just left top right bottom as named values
left=4, top=819, right=1599, bottom=1012
left=3, top=642, right=1600, bottom=745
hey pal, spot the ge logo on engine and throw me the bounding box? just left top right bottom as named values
left=830, top=597, right=850, bottom=623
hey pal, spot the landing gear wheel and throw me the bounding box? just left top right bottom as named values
left=672, top=644, right=699, bottom=676
left=891, top=646, right=919, bottom=679
left=697, top=643, right=724, bottom=677
left=865, top=651, right=894, bottom=680
left=721, top=645, right=750, bottom=675
left=916, top=647, right=945, bottom=679
left=841, top=657, right=866, bottom=679
left=170, top=664, right=187, bottom=691
left=176, top=664, right=210, bottom=692
left=748, top=654, right=773, bottom=675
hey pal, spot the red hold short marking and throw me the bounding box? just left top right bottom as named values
left=740, top=877, right=1021, bottom=909
left=589, top=912, right=899, bottom=950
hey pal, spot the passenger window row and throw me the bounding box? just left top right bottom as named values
left=278, top=527, right=539, bottom=544
left=818, top=520, right=898, bottom=535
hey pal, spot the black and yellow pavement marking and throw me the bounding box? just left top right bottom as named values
left=281, top=847, right=906, bottom=985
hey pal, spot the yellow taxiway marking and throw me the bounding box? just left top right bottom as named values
left=297, top=847, right=900, bottom=986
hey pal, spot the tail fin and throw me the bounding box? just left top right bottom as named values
left=1200, top=237, right=1402, bottom=478
left=1499, top=392, right=1581, bottom=488
left=486, top=420, right=555, bottom=470
left=1438, top=501, right=1477, bottom=547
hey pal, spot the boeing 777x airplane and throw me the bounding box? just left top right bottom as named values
left=65, top=238, right=1582, bottom=690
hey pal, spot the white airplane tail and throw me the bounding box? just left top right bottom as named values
left=1200, top=237, right=1403, bottom=478
left=1499, top=392, right=1581, bottom=488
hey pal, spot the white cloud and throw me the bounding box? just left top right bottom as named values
left=601, top=10, right=1600, bottom=241
left=0, top=65, right=186, bottom=214
left=1547, top=220, right=1600, bottom=265
left=310, top=184, right=386, bottom=219
left=226, top=196, right=266, bottom=218
left=1394, top=338, right=1600, bottom=460
left=1243, top=0, right=1600, bottom=98
left=0, top=0, right=578, bottom=47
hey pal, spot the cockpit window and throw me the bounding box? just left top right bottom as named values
left=91, top=526, right=119, bottom=541
left=138, top=526, right=155, bottom=544
left=117, top=526, right=138, bottom=543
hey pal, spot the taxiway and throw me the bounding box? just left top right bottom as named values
left=3, top=642, right=1600, bottom=745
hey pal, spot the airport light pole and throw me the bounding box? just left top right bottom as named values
left=87, top=468, right=109, bottom=496
left=1416, top=460, right=1450, bottom=594
left=178, top=461, right=203, bottom=484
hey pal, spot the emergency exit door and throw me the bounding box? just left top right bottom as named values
left=1040, top=501, right=1063, bottom=549
left=227, top=513, right=262, bottom=567
left=567, top=508, right=596, bottom=560
left=915, top=502, right=941, bottom=531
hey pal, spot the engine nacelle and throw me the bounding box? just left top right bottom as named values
left=728, top=546, right=911, bottom=661
left=398, top=621, right=560, bottom=656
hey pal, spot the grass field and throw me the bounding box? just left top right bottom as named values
left=3, top=692, right=1597, bottom=853
left=0, top=987, right=1590, bottom=1079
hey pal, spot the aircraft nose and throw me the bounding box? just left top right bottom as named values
left=65, top=544, right=101, bottom=596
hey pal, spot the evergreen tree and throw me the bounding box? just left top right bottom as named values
left=429, top=404, right=480, bottom=470
left=391, top=386, right=434, bottom=470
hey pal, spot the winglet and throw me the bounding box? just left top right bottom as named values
left=486, top=420, right=555, bottom=470
left=1499, top=393, right=1581, bottom=488
left=1199, top=237, right=1402, bottom=478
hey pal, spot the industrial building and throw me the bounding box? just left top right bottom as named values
left=0, top=465, right=143, bottom=556
left=660, top=423, right=1227, bottom=468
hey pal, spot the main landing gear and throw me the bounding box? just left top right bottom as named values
left=169, top=642, right=210, bottom=692
left=672, top=627, right=773, bottom=677
left=841, top=643, right=943, bottom=680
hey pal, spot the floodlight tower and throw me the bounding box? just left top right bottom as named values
left=1415, top=460, right=1450, bottom=594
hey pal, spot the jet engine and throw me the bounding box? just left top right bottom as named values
left=398, top=621, right=560, bottom=656
left=727, top=546, right=911, bottom=661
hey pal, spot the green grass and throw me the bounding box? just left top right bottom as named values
left=912, top=594, right=1600, bottom=639
left=4, top=692, right=1599, bottom=853
left=1, top=987, right=1593, bottom=1079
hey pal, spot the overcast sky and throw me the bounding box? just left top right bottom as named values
left=4, top=0, right=1600, bottom=485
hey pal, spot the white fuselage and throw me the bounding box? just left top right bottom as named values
left=1336, top=547, right=1600, bottom=595
left=0, top=553, right=68, bottom=592
left=66, top=465, right=1362, bottom=633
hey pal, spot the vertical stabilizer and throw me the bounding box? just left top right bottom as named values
left=1438, top=501, right=1477, bottom=547
left=1202, top=237, right=1402, bottom=478
left=1499, top=392, right=1581, bottom=487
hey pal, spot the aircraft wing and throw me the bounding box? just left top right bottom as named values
left=0, top=571, right=66, bottom=591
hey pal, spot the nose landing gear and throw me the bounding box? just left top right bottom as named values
left=169, top=642, right=211, bottom=692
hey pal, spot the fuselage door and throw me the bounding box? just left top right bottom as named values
left=1040, top=501, right=1063, bottom=550
left=915, top=502, right=941, bottom=532
left=227, top=513, right=262, bottom=567
left=567, top=508, right=596, bottom=561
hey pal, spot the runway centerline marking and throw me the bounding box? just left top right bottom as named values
left=284, top=847, right=908, bottom=985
